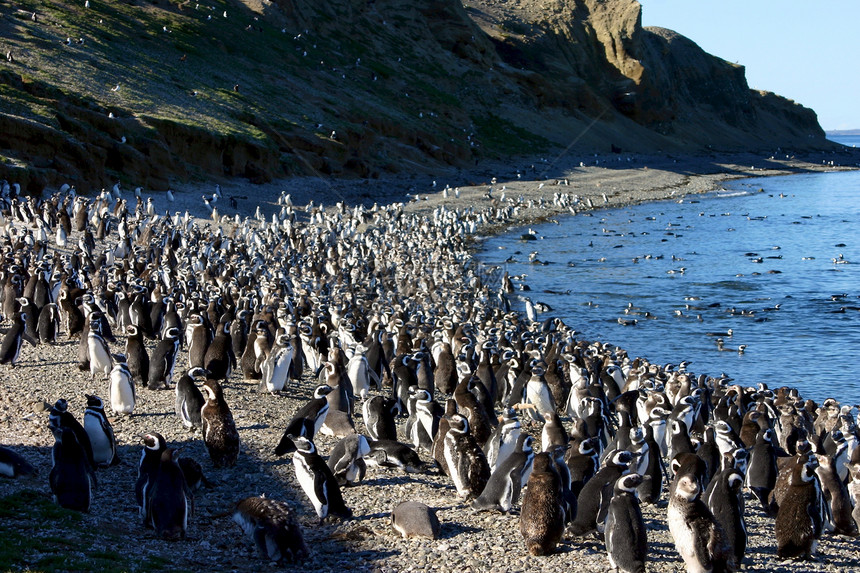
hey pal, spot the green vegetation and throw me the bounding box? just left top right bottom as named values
left=472, top=113, right=552, bottom=156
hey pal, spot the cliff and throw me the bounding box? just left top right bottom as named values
left=0, top=0, right=836, bottom=192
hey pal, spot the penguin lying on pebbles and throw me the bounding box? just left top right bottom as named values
left=0, top=445, right=36, bottom=478
left=366, top=439, right=424, bottom=473
left=391, top=501, right=441, bottom=539
left=327, top=434, right=371, bottom=487
left=233, top=496, right=309, bottom=563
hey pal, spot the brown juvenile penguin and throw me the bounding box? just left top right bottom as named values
left=775, top=457, right=824, bottom=559
left=200, top=379, right=240, bottom=467
left=519, top=452, right=565, bottom=556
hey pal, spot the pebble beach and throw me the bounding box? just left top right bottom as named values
left=2, top=148, right=859, bottom=572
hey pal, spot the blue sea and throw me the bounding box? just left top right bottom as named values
left=479, top=143, right=860, bottom=405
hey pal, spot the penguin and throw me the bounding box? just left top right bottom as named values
left=233, top=495, right=309, bottom=563
left=108, top=358, right=136, bottom=416
left=484, top=406, right=522, bottom=471
left=175, top=367, right=206, bottom=431
left=667, top=462, right=735, bottom=573
left=48, top=425, right=97, bottom=512
left=775, top=457, right=824, bottom=559
left=705, top=467, right=747, bottom=568
left=136, top=432, right=166, bottom=521
left=274, top=384, right=332, bottom=455
left=148, top=327, right=180, bottom=389
left=815, top=453, right=856, bottom=536
left=200, top=379, right=240, bottom=467
left=745, top=427, right=778, bottom=514
left=49, top=398, right=95, bottom=470
left=604, top=473, right=647, bottom=573
left=565, top=436, right=600, bottom=499
left=519, top=452, right=565, bottom=556
left=391, top=501, right=441, bottom=539
left=291, top=435, right=351, bottom=523
left=37, top=302, right=60, bottom=344
left=145, top=448, right=193, bottom=539
left=362, top=395, right=397, bottom=441
left=83, top=394, right=118, bottom=467
left=407, top=387, right=440, bottom=453
left=541, top=410, right=568, bottom=452
left=0, top=309, right=30, bottom=366
left=87, top=323, right=113, bottom=380
left=569, top=449, right=633, bottom=537
left=260, top=332, right=292, bottom=394
left=471, top=434, right=534, bottom=513
left=125, top=324, right=149, bottom=388
left=203, top=319, right=235, bottom=381
left=347, top=343, right=377, bottom=400
left=187, top=313, right=211, bottom=369
left=366, top=439, right=425, bottom=473
left=443, top=413, right=490, bottom=499
left=326, top=434, right=371, bottom=487
left=0, top=445, right=36, bottom=478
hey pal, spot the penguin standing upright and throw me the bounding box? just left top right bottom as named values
left=125, top=324, right=149, bottom=387
left=200, top=379, right=240, bottom=467
left=362, top=395, right=397, bottom=441
left=667, top=462, right=735, bottom=573
left=136, top=432, right=166, bottom=521
left=49, top=398, right=95, bottom=470
left=49, top=425, right=97, bottom=512
left=705, top=467, right=747, bottom=568
left=87, top=320, right=113, bottom=380
left=472, top=434, right=535, bottom=513
left=108, top=358, right=136, bottom=416
left=260, top=332, right=292, bottom=394
left=149, top=327, right=180, bottom=390
left=604, top=473, right=647, bottom=573
left=745, top=427, right=778, bottom=513
left=443, top=413, right=491, bottom=499
left=0, top=309, right=30, bottom=366
left=37, top=302, right=60, bottom=344
left=233, top=496, right=309, bottom=563
left=291, top=436, right=351, bottom=523
left=175, top=367, right=206, bottom=431
left=145, top=448, right=193, bottom=539
left=204, top=319, right=235, bottom=381
left=519, top=452, right=565, bottom=556
left=569, top=450, right=633, bottom=537
left=83, top=394, right=118, bottom=467
left=775, top=457, right=824, bottom=559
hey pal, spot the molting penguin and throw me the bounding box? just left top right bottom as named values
left=291, top=435, right=351, bottom=523
left=145, top=448, right=193, bottom=539
left=83, top=394, right=119, bottom=467
left=233, top=495, right=309, bottom=563
left=49, top=425, right=97, bottom=512
left=203, top=319, right=236, bottom=382
left=519, top=451, right=565, bottom=556
left=443, top=413, right=491, bottom=499
left=175, top=367, right=206, bottom=431
left=775, top=457, right=824, bottom=559
left=200, top=379, right=240, bottom=467
left=604, top=473, right=647, bottom=573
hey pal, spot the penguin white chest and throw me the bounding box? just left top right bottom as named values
left=668, top=503, right=708, bottom=573
left=293, top=455, right=326, bottom=517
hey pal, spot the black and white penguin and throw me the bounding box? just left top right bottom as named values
left=407, top=387, right=440, bottom=453
left=187, top=313, right=211, bottom=369
left=443, top=413, right=491, bottom=499
left=37, top=302, right=60, bottom=344
left=0, top=445, right=36, bottom=478
left=667, top=462, right=735, bottom=573
left=390, top=501, right=441, bottom=539
left=0, top=309, right=29, bottom=366
left=175, top=367, right=206, bottom=431
left=519, top=451, right=565, bottom=556
left=145, top=448, right=193, bottom=539
left=484, top=407, right=522, bottom=471
left=200, top=379, right=240, bottom=467
left=745, top=427, right=778, bottom=513
left=604, top=473, right=647, bottom=573
left=362, top=395, right=397, bottom=441
left=326, top=434, right=371, bottom=487
left=135, top=432, right=166, bottom=521
left=471, top=434, right=534, bottom=513
left=775, top=457, right=824, bottom=559
left=233, top=495, right=309, bottom=563
left=705, top=467, right=747, bottom=568
left=49, top=398, right=95, bottom=470
left=565, top=436, right=600, bottom=499
left=274, top=384, right=332, bottom=455
left=87, top=320, right=113, bottom=380
left=260, top=332, right=292, bottom=394
left=203, top=319, right=235, bottom=381
left=569, top=449, right=633, bottom=537
left=48, top=425, right=97, bottom=512
left=291, top=435, right=351, bottom=523
left=541, top=411, right=568, bottom=452
left=108, top=357, right=136, bottom=416
left=148, top=327, right=180, bottom=389
left=366, top=438, right=425, bottom=473
left=83, top=394, right=118, bottom=467
left=124, top=324, right=149, bottom=387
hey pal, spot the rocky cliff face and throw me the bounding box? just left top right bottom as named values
left=0, top=0, right=834, bottom=192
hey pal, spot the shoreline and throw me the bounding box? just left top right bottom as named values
left=1, top=147, right=860, bottom=572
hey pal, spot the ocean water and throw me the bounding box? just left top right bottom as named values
left=479, top=166, right=860, bottom=405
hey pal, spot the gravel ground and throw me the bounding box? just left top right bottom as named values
left=2, top=148, right=859, bottom=572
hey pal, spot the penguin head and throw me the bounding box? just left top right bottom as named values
left=142, top=432, right=167, bottom=452
left=292, top=436, right=316, bottom=454
left=85, top=394, right=105, bottom=409
left=611, top=450, right=634, bottom=468
left=313, top=385, right=333, bottom=400
left=674, top=473, right=700, bottom=501
left=616, top=472, right=643, bottom=492
left=448, top=414, right=468, bottom=435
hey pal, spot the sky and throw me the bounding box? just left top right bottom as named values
left=640, top=0, right=859, bottom=131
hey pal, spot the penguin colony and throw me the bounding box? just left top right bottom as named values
left=0, top=179, right=860, bottom=570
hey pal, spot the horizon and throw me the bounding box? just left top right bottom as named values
left=641, top=0, right=859, bottom=132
